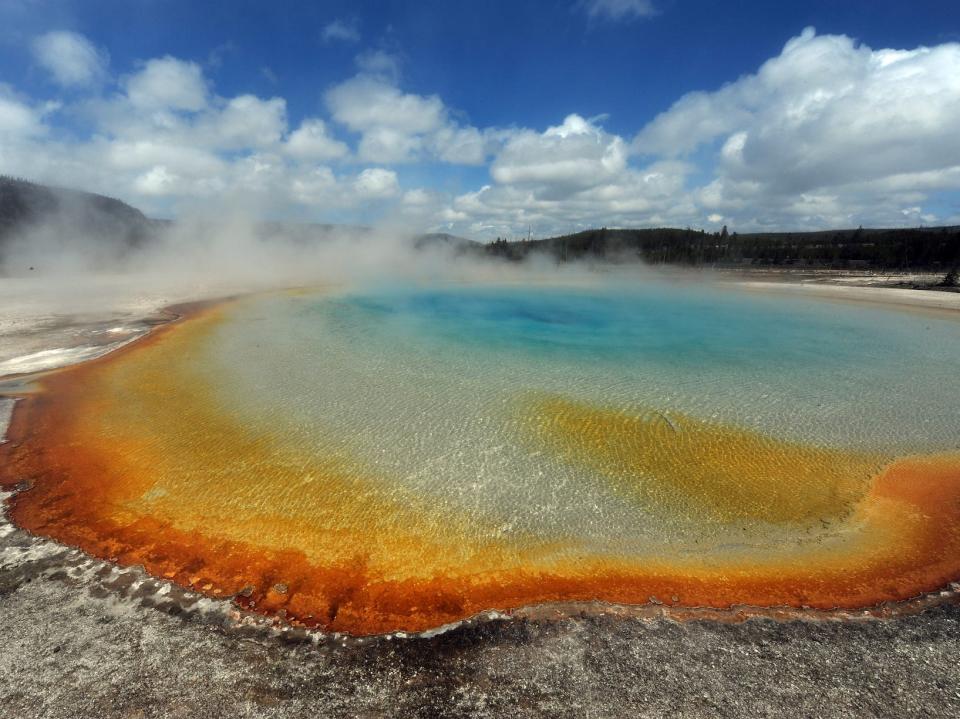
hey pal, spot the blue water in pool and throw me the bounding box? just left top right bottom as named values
left=198, top=279, right=960, bottom=545
left=326, top=281, right=948, bottom=375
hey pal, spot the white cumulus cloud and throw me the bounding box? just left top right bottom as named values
left=199, top=95, right=288, bottom=150
left=326, top=74, right=484, bottom=164
left=491, top=114, right=627, bottom=192
left=626, top=28, right=960, bottom=230
left=32, top=30, right=108, bottom=87
left=0, top=88, right=44, bottom=137
left=354, top=168, right=400, bottom=199
left=636, top=28, right=960, bottom=195
left=285, top=118, right=350, bottom=162
left=326, top=76, right=445, bottom=135
left=8, top=27, right=960, bottom=236
left=125, top=56, right=208, bottom=111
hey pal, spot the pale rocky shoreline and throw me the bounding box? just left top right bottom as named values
left=2, top=515, right=959, bottom=718
left=721, top=269, right=960, bottom=316
left=2, top=271, right=959, bottom=718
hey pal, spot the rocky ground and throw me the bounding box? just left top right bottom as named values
left=3, top=274, right=960, bottom=718
left=1, top=507, right=959, bottom=719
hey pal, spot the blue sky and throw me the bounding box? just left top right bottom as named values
left=1, top=0, right=959, bottom=237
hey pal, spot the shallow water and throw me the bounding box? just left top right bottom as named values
left=207, top=281, right=958, bottom=537
left=221, top=281, right=960, bottom=447
left=4, top=279, right=960, bottom=634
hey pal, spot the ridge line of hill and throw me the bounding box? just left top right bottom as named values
left=2, top=177, right=958, bottom=276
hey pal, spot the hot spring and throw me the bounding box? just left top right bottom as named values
left=3, top=278, right=960, bottom=635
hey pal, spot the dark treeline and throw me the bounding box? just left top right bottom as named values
left=480, top=226, right=960, bottom=273
left=3, top=176, right=959, bottom=281
left=0, top=175, right=157, bottom=251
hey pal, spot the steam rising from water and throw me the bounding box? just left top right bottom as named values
left=0, top=196, right=592, bottom=375
left=0, top=194, right=625, bottom=351
left=3, top=194, right=960, bottom=635
left=3, top=194, right=547, bottom=286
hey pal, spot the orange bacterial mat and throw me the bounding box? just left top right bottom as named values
left=3, top=294, right=960, bottom=635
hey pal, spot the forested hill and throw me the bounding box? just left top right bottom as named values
left=0, top=176, right=156, bottom=252
left=3, top=175, right=958, bottom=274
left=0, top=178, right=466, bottom=262
left=480, top=226, right=960, bottom=271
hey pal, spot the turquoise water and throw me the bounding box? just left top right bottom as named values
left=305, top=281, right=960, bottom=446
left=194, top=280, right=960, bottom=550
left=337, top=283, right=907, bottom=370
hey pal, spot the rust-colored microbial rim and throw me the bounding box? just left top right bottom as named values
left=2, top=296, right=960, bottom=637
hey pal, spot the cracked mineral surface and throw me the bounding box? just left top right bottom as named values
left=3, top=278, right=960, bottom=717
left=2, top=513, right=959, bottom=719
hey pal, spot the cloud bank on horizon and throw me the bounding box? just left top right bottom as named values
left=2, top=4, right=960, bottom=238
